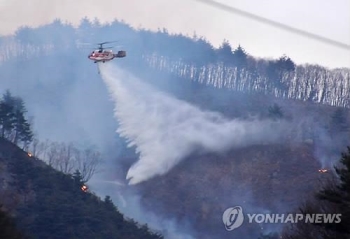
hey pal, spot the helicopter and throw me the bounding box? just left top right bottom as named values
left=88, top=41, right=126, bottom=63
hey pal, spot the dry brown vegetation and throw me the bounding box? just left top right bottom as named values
left=134, top=143, right=329, bottom=238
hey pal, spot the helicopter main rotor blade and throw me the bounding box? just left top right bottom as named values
left=95, top=40, right=119, bottom=45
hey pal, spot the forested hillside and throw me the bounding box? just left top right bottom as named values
left=0, top=89, right=164, bottom=238
left=0, top=137, right=163, bottom=239
left=1, top=18, right=349, bottom=108
left=1, top=18, right=350, bottom=239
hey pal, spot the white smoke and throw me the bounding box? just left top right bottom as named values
left=88, top=178, right=196, bottom=239
left=99, top=63, right=287, bottom=185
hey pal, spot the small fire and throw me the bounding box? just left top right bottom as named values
left=28, top=152, right=32, bottom=157
left=318, top=169, right=328, bottom=173
left=81, top=185, right=88, bottom=192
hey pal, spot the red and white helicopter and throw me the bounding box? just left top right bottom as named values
left=88, top=41, right=126, bottom=63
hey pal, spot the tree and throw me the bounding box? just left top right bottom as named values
left=232, top=45, right=248, bottom=69
left=0, top=90, right=33, bottom=146
left=74, top=147, right=103, bottom=182
left=0, top=97, right=15, bottom=138
left=266, top=55, right=295, bottom=92
left=267, top=103, right=284, bottom=120
left=104, top=196, right=117, bottom=211
left=15, top=26, right=42, bottom=46
left=72, top=169, right=84, bottom=185
left=216, top=40, right=234, bottom=64
left=30, top=139, right=102, bottom=183
left=28, top=137, right=44, bottom=158
left=12, top=97, right=33, bottom=145
left=275, top=55, right=295, bottom=72
left=43, top=19, right=75, bottom=48
left=46, top=141, right=61, bottom=168
left=316, top=146, right=350, bottom=236
left=281, top=147, right=350, bottom=239
left=56, top=142, right=75, bottom=174
left=77, top=17, right=94, bottom=41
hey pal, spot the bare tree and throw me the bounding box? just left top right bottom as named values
left=30, top=137, right=39, bottom=156
left=74, top=147, right=102, bottom=182
left=57, top=142, right=76, bottom=174
left=27, top=136, right=51, bottom=159
left=37, top=139, right=50, bottom=159
left=27, top=139, right=103, bottom=182
left=46, top=141, right=60, bottom=168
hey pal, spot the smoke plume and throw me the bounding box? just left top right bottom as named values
left=99, top=63, right=287, bottom=185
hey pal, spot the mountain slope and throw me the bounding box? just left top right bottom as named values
left=133, top=143, right=329, bottom=239
left=1, top=19, right=350, bottom=239
left=0, top=138, right=163, bottom=239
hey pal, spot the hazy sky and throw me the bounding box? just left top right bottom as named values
left=0, top=0, right=349, bottom=68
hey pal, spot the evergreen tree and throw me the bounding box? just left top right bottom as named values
left=72, top=169, right=85, bottom=185
left=316, top=146, right=350, bottom=235
left=216, top=40, right=234, bottom=64
left=266, top=55, right=295, bottom=91
left=232, top=45, right=248, bottom=69
left=12, top=98, right=33, bottom=145
left=282, top=147, right=350, bottom=239
left=275, top=55, right=295, bottom=72
left=77, top=17, right=94, bottom=41
left=0, top=91, right=16, bottom=138
left=0, top=90, right=33, bottom=145
left=104, top=195, right=117, bottom=211
left=267, top=103, right=284, bottom=120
